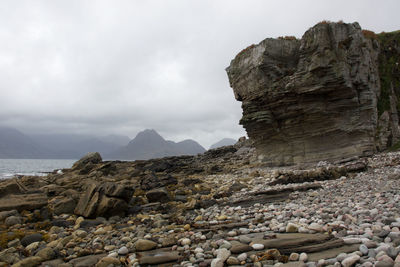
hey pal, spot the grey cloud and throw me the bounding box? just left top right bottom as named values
left=0, top=0, right=399, bottom=148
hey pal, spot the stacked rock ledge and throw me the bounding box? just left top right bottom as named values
left=227, top=21, right=382, bottom=166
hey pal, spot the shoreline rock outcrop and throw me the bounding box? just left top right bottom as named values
left=0, top=149, right=399, bottom=266
left=227, top=21, right=391, bottom=166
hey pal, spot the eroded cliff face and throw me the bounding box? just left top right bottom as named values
left=227, top=22, right=381, bottom=165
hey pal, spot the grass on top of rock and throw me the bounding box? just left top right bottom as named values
left=389, top=140, right=400, bottom=152
left=376, top=30, right=400, bottom=116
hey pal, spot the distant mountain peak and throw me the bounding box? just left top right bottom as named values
left=210, top=138, right=237, bottom=149
left=129, top=129, right=165, bottom=144
left=109, top=129, right=206, bottom=160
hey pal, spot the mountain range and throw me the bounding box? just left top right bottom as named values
left=0, top=126, right=234, bottom=160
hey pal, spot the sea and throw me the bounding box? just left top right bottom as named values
left=0, top=159, right=77, bottom=180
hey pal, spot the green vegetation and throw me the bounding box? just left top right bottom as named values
left=376, top=30, right=400, bottom=116
left=389, top=140, right=400, bottom=151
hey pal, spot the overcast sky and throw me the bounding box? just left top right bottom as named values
left=0, top=0, right=399, bottom=148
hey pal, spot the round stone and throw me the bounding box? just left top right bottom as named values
left=181, top=238, right=191, bottom=246
left=289, top=252, right=299, bottom=261
left=226, top=256, right=239, bottom=265
left=341, top=254, right=360, bottom=267
left=239, top=235, right=251, bottom=244
left=286, top=222, right=299, bottom=233
left=217, top=248, right=231, bottom=261
left=251, top=243, right=264, bottom=250
left=299, top=252, right=308, bottom=262
left=227, top=230, right=237, bottom=237
left=135, top=239, right=157, bottom=251
left=237, top=253, right=247, bottom=262
left=5, top=216, right=22, bottom=226
left=359, top=244, right=369, bottom=255
left=118, top=246, right=128, bottom=255
left=21, top=233, right=43, bottom=247
left=211, top=258, right=224, bottom=267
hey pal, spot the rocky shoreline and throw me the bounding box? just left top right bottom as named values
left=0, top=141, right=399, bottom=266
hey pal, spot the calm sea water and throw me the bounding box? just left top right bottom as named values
left=0, top=159, right=77, bottom=180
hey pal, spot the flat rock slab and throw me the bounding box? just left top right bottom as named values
left=137, top=249, right=181, bottom=265
left=236, top=233, right=350, bottom=257
left=67, top=253, right=107, bottom=267
left=280, top=262, right=307, bottom=267
left=250, top=233, right=333, bottom=249
left=0, top=193, right=47, bottom=212
left=228, top=183, right=322, bottom=207
left=307, top=244, right=360, bottom=262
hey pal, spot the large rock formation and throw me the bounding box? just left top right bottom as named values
left=227, top=22, right=382, bottom=165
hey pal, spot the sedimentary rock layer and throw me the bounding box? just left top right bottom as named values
left=227, top=22, right=381, bottom=165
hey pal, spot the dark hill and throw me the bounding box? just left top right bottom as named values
left=107, top=129, right=205, bottom=160
left=0, top=127, right=49, bottom=158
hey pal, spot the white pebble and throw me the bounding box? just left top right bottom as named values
left=299, top=252, right=308, bottom=262
left=251, top=243, right=264, bottom=250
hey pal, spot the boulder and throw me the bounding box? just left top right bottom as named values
left=98, top=182, right=133, bottom=201
left=72, top=152, right=102, bottom=170
left=146, top=187, right=170, bottom=203
left=49, top=196, right=77, bottom=215
left=95, top=195, right=128, bottom=217
left=227, top=22, right=380, bottom=165
left=74, top=182, right=132, bottom=218
left=74, top=183, right=98, bottom=218
left=21, top=233, right=43, bottom=247
left=0, top=180, right=23, bottom=196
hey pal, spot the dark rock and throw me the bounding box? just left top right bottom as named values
left=0, top=210, right=18, bottom=221
left=213, top=190, right=232, bottom=199
left=378, top=230, right=390, bottom=238
left=182, top=178, right=202, bottom=186
left=78, top=219, right=103, bottom=229
left=52, top=220, right=73, bottom=227
left=229, top=182, right=248, bottom=191
left=97, top=162, right=117, bottom=176
left=175, top=195, right=187, bottom=202
left=98, top=182, right=133, bottom=201
left=146, top=188, right=170, bottom=203
left=140, top=173, right=177, bottom=191
left=4, top=216, right=22, bottom=226
left=21, top=233, right=43, bottom=247
left=195, top=199, right=217, bottom=209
